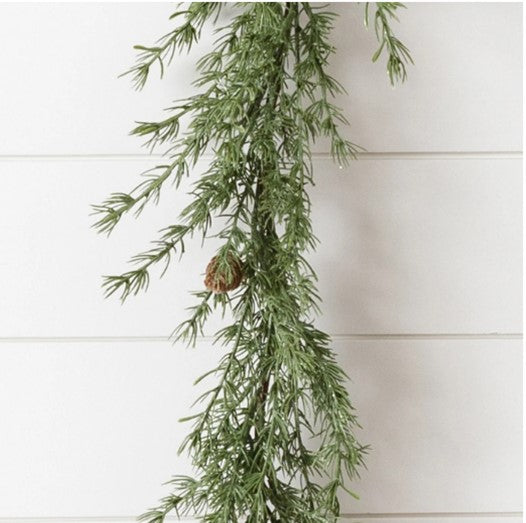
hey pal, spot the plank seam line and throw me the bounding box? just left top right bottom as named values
left=0, top=151, right=521, bottom=162
left=0, top=333, right=521, bottom=344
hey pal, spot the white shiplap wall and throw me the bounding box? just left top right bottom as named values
left=0, top=3, right=522, bottom=523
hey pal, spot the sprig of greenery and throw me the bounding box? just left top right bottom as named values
left=91, top=160, right=187, bottom=235
left=94, top=2, right=411, bottom=521
left=122, top=2, right=223, bottom=90
left=365, top=2, right=413, bottom=84
left=102, top=224, right=189, bottom=300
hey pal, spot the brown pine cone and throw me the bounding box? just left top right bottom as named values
left=204, top=254, right=243, bottom=293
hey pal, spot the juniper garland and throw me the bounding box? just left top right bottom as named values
left=92, top=3, right=411, bottom=521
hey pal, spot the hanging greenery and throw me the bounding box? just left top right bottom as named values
left=92, top=2, right=411, bottom=522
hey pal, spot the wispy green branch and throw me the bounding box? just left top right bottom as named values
left=94, top=2, right=411, bottom=521
left=365, top=2, right=413, bottom=84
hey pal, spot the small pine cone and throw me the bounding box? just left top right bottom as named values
left=204, top=254, right=243, bottom=293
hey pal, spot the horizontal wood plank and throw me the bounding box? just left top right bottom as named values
left=0, top=516, right=523, bottom=523
left=0, top=338, right=520, bottom=517
left=0, top=3, right=521, bottom=155
left=0, top=158, right=520, bottom=337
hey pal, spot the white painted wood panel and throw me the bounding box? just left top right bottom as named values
left=337, top=518, right=523, bottom=523
left=329, top=2, right=523, bottom=153
left=0, top=3, right=521, bottom=155
left=0, top=157, right=520, bottom=337
left=0, top=517, right=523, bottom=523
left=0, top=339, right=520, bottom=517
left=0, top=2, right=521, bottom=521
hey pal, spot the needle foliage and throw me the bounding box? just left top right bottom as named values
left=93, top=3, right=411, bottom=522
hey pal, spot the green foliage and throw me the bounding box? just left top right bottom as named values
left=365, top=2, right=413, bottom=84
left=93, top=2, right=411, bottom=522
